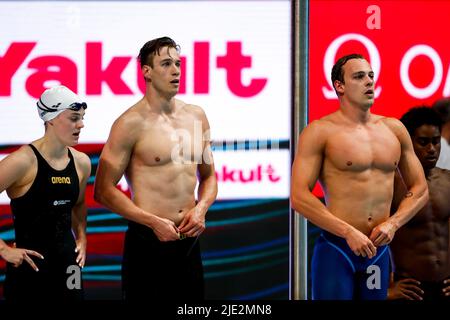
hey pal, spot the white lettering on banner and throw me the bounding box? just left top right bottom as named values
left=322, top=33, right=382, bottom=99
left=400, top=45, right=443, bottom=99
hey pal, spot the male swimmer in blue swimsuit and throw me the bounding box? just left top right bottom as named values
left=291, top=54, right=429, bottom=300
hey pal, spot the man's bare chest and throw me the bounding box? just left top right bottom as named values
left=324, top=127, right=401, bottom=172
left=133, top=123, right=204, bottom=166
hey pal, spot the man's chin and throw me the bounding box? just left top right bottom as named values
left=363, top=100, right=374, bottom=109
left=422, top=160, right=437, bottom=170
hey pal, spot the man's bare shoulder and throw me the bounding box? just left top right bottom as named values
left=112, top=100, right=147, bottom=131
left=300, top=117, right=336, bottom=143
left=377, top=115, right=409, bottom=139
left=378, top=115, right=404, bottom=130
left=307, top=112, right=341, bottom=131
left=178, top=99, right=207, bottom=119
left=434, top=167, right=450, bottom=182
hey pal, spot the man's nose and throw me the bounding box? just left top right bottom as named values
left=172, top=64, right=180, bottom=75
left=427, top=143, right=437, bottom=153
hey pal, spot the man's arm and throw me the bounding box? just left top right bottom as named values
left=370, top=119, right=429, bottom=246
left=179, top=108, right=218, bottom=237
left=71, top=151, right=91, bottom=268
left=290, top=121, right=377, bottom=258
left=94, top=115, right=179, bottom=241
left=390, top=169, right=407, bottom=214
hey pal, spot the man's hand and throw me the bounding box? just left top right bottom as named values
left=75, top=237, right=87, bottom=268
left=345, top=228, right=377, bottom=258
left=152, top=216, right=180, bottom=242
left=0, top=244, right=44, bottom=271
left=443, top=279, right=450, bottom=297
left=178, top=206, right=206, bottom=238
left=369, top=220, right=398, bottom=246
left=388, top=278, right=423, bottom=300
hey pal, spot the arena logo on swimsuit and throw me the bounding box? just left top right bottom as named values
left=0, top=41, right=268, bottom=99
left=51, top=176, right=71, bottom=184
left=322, top=33, right=450, bottom=100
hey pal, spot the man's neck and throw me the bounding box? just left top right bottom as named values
left=339, top=102, right=372, bottom=124
left=144, top=89, right=177, bottom=114
left=425, top=166, right=439, bottom=179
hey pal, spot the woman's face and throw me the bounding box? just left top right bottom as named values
left=52, top=108, right=86, bottom=146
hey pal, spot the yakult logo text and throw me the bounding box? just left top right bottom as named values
left=216, top=164, right=281, bottom=183
left=0, top=41, right=267, bottom=98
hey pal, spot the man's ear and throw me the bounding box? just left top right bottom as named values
left=142, top=65, right=152, bottom=82
left=334, top=80, right=344, bottom=95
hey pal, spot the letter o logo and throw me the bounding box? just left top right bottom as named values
left=323, top=33, right=382, bottom=99
left=400, top=45, right=442, bottom=99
